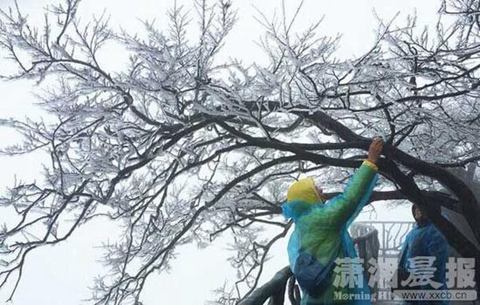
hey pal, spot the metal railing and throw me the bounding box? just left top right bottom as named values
left=353, top=221, right=414, bottom=257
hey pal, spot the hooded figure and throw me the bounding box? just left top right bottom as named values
left=282, top=159, right=379, bottom=305
left=397, top=205, right=449, bottom=305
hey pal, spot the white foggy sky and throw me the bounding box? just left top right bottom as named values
left=0, top=0, right=440, bottom=304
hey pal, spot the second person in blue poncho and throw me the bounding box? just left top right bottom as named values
left=396, top=204, right=449, bottom=305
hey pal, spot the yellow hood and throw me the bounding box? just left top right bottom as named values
left=287, top=177, right=324, bottom=204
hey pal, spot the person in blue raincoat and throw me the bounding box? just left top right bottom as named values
left=282, top=137, right=383, bottom=304
left=396, top=204, right=449, bottom=305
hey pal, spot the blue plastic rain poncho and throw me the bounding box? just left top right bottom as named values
left=282, top=160, right=379, bottom=305
left=398, top=221, right=449, bottom=305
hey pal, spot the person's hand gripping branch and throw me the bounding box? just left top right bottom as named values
left=366, top=137, right=384, bottom=168
left=365, top=137, right=383, bottom=171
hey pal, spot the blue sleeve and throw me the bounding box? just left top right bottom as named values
left=427, top=228, right=449, bottom=287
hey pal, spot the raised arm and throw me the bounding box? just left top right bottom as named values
left=318, top=138, right=383, bottom=226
